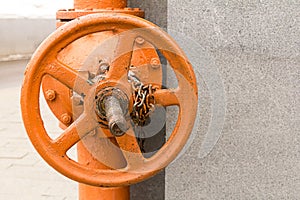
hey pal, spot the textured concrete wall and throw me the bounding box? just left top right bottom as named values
left=128, top=0, right=167, bottom=29
left=166, top=0, right=299, bottom=199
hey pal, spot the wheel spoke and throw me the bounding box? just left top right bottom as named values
left=52, top=114, right=97, bottom=154
left=115, top=127, right=145, bottom=168
left=106, top=33, right=136, bottom=81
left=153, top=88, right=179, bottom=106
left=44, top=59, right=93, bottom=95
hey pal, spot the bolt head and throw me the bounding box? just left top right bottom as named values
left=136, top=37, right=145, bottom=45
left=61, top=113, right=72, bottom=124
left=151, top=58, right=160, bottom=69
left=45, top=90, right=56, bottom=101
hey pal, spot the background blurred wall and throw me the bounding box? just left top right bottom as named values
left=0, top=0, right=71, bottom=61
left=0, top=19, right=55, bottom=61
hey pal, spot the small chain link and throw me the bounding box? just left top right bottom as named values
left=128, top=71, right=159, bottom=153
left=130, top=81, right=158, bottom=126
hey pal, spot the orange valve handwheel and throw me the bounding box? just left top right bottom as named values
left=21, top=13, right=198, bottom=187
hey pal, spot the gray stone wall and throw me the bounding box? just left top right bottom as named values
left=166, top=0, right=300, bottom=199
left=128, top=0, right=167, bottom=29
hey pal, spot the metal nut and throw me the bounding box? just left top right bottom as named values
left=150, top=58, right=160, bottom=69
left=61, top=113, right=72, bottom=124
left=45, top=90, right=56, bottom=101
left=136, top=37, right=145, bottom=45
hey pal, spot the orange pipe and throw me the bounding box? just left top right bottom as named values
left=74, top=0, right=127, bottom=9
left=79, top=185, right=129, bottom=200
left=73, top=0, right=130, bottom=199
left=77, top=139, right=129, bottom=200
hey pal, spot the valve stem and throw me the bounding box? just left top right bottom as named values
left=104, top=95, right=129, bottom=137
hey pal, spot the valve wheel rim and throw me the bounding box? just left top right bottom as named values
left=21, top=13, right=198, bottom=187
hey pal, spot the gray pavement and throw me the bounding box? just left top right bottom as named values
left=0, top=60, right=77, bottom=200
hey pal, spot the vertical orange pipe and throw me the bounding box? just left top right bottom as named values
left=73, top=1, right=130, bottom=199
left=77, top=139, right=129, bottom=200
left=74, top=0, right=127, bottom=9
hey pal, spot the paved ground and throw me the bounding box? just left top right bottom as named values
left=0, top=60, right=77, bottom=200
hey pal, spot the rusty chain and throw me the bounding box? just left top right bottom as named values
left=77, top=64, right=158, bottom=129
left=128, top=71, right=158, bottom=153
left=128, top=72, right=158, bottom=127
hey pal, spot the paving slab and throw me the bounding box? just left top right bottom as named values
left=0, top=60, right=77, bottom=199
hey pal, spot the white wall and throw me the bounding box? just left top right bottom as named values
left=0, top=0, right=73, bottom=60
left=0, top=0, right=72, bottom=18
